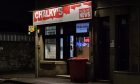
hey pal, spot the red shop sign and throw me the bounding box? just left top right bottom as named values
left=33, top=1, right=92, bottom=25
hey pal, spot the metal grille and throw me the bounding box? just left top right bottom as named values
left=0, top=32, right=34, bottom=42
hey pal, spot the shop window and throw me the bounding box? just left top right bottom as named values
left=115, top=15, right=129, bottom=71
left=45, top=39, right=56, bottom=59
left=45, top=26, right=57, bottom=59
left=75, top=22, right=90, bottom=59
left=60, top=38, right=63, bottom=59
left=60, top=27, right=63, bottom=34
left=76, top=36, right=90, bottom=59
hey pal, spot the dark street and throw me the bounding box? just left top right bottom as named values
left=0, top=0, right=140, bottom=84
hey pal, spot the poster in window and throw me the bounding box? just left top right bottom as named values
left=45, top=39, right=56, bottom=59
left=76, top=22, right=89, bottom=33
left=45, top=26, right=56, bottom=35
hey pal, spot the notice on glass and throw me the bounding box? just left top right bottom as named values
left=45, top=44, right=56, bottom=59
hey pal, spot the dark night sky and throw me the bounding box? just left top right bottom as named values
left=0, top=0, right=35, bottom=32
left=0, top=0, right=90, bottom=33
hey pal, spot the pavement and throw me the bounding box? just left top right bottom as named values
left=0, top=74, right=111, bottom=84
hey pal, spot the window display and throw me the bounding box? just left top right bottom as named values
left=76, top=36, right=89, bottom=59
left=45, top=39, right=56, bottom=59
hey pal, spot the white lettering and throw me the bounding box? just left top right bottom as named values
left=79, top=8, right=91, bottom=19
left=49, top=9, right=54, bottom=17
left=42, top=10, right=46, bottom=17
left=58, top=7, right=63, bottom=16
left=53, top=8, right=58, bottom=16
left=42, top=10, right=50, bottom=17
left=35, top=11, right=39, bottom=19
left=84, top=12, right=89, bottom=17
left=80, top=12, right=84, bottom=18
left=46, top=10, right=50, bottom=17
left=34, top=7, right=65, bottom=20
left=38, top=11, right=42, bottom=18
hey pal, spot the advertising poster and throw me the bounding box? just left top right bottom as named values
left=45, top=39, right=56, bottom=59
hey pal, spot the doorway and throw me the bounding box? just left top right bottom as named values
left=63, top=35, right=74, bottom=59
left=62, top=22, right=90, bottom=74
left=115, top=15, right=129, bottom=71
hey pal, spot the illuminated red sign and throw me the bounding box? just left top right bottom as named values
left=79, top=8, right=91, bottom=19
left=84, top=37, right=90, bottom=43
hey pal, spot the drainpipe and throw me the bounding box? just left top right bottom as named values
left=138, top=2, right=140, bottom=72
left=35, top=26, right=39, bottom=77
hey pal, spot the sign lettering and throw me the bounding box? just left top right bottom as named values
left=33, top=1, right=92, bottom=25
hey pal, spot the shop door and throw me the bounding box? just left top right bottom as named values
left=63, top=35, right=74, bottom=60
left=62, top=35, right=74, bottom=74
left=95, top=17, right=110, bottom=81
left=115, top=15, right=129, bottom=71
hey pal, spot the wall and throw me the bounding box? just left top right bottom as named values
left=38, top=35, right=67, bottom=77
left=113, top=3, right=140, bottom=84
left=0, top=33, right=35, bottom=73
left=97, top=0, right=140, bottom=81
left=129, top=6, right=140, bottom=72
left=97, top=0, right=140, bottom=83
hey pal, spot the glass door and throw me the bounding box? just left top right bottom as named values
left=60, top=35, right=74, bottom=59
left=62, top=35, right=74, bottom=59
left=70, top=35, right=74, bottom=58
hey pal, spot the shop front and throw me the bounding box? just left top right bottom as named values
left=33, top=1, right=93, bottom=77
